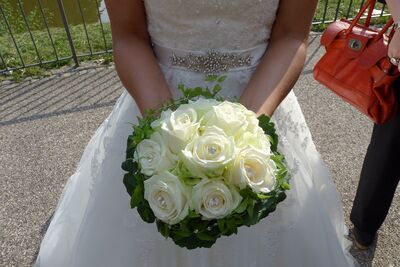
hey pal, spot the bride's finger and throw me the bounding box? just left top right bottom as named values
left=388, top=31, right=400, bottom=67
left=388, top=50, right=400, bottom=67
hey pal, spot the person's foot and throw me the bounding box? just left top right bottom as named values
left=351, top=227, right=377, bottom=250
left=347, top=228, right=378, bottom=266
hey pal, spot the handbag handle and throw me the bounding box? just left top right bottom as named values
left=346, top=0, right=394, bottom=42
left=346, top=0, right=377, bottom=35
left=374, top=18, right=394, bottom=41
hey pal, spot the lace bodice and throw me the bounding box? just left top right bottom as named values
left=144, top=0, right=280, bottom=51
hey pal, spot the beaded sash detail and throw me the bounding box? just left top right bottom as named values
left=153, top=43, right=268, bottom=74
left=170, top=50, right=253, bottom=74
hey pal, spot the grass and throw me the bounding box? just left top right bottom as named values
left=0, top=22, right=113, bottom=81
left=0, top=0, right=392, bottom=81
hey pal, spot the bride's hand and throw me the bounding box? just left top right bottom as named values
left=389, top=30, right=400, bottom=72
left=385, top=0, right=400, bottom=72
left=105, top=0, right=172, bottom=114
left=240, top=0, right=318, bottom=117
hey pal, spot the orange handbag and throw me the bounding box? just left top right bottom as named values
left=313, top=0, right=400, bottom=124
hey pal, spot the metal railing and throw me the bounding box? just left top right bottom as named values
left=0, top=0, right=391, bottom=74
left=313, top=0, right=389, bottom=26
left=0, top=0, right=111, bottom=74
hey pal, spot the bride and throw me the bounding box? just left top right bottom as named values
left=35, top=0, right=357, bottom=266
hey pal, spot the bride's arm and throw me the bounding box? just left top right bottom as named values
left=105, top=0, right=172, bottom=114
left=240, top=0, right=318, bottom=116
left=385, top=0, right=400, bottom=72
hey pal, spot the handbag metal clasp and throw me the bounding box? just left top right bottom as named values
left=349, top=39, right=362, bottom=51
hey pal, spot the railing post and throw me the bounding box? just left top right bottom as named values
left=0, top=3, right=25, bottom=68
left=56, top=0, right=79, bottom=67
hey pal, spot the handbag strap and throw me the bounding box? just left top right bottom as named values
left=346, top=0, right=394, bottom=42
left=364, top=0, right=375, bottom=26
left=374, top=18, right=394, bottom=41
left=346, top=0, right=377, bottom=35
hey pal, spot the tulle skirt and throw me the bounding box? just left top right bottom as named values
left=35, top=66, right=357, bottom=267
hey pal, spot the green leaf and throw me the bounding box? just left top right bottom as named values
left=173, top=235, right=215, bottom=249
left=180, top=86, right=214, bottom=99
left=217, top=75, right=227, bottom=83
left=142, top=124, right=153, bottom=139
left=178, top=83, right=185, bottom=94
left=188, top=210, right=201, bottom=218
left=239, top=187, right=259, bottom=200
left=217, top=219, right=225, bottom=232
left=277, top=192, right=287, bottom=202
left=213, top=84, right=222, bottom=94
left=173, top=76, right=228, bottom=102
left=231, top=96, right=240, bottom=103
left=121, top=159, right=136, bottom=173
left=281, top=182, right=290, bottom=190
left=130, top=185, right=143, bottom=208
left=233, top=215, right=244, bottom=225
left=257, top=114, right=279, bottom=152
left=197, top=220, right=211, bottom=231
left=157, top=220, right=170, bottom=238
left=133, top=172, right=145, bottom=184
left=126, top=135, right=137, bottom=156
left=137, top=202, right=156, bottom=223
left=260, top=198, right=275, bottom=210
left=226, top=218, right=238, bottom=234
left=123, top=173, right=136, bottom=196
left=205, top=74, right=218, bottom=82
left=246, top=202, right=254, bottom=218
left=173, top=229, right=192, bottom=238
left=226, top=217, right=236, bottom=229
left=257, top=193, right=272, bottom=200
left=244, top=202, right=262, bottom=226
left=234, top=199, right=248, bottom=213
left=196, top=232, right=216, bottom=241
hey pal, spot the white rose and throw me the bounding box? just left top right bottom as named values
left=152, top=106, right=200, bottom=154
left=245, top=110, right=262, bottom=134
left=150, top=108, right=171, bottom=129
left=235, top=131, right=272, bottom=154
left=202, top=101, right=250, bottom=137
left=144, top=171, right=190, bottom=225
left=191, top=179, right=242, bottom=219
left=182, top=126, right=236, bottom=178
left=188, top=98, right=220, bottom=118
left=134, top=132, right=177, bottom=176
left=228, top=146, right=277, bottom=194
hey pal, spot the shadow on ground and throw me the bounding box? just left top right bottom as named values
left=0, top=68, right=122, bottom=126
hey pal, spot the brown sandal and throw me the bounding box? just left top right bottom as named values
left=353, top=238, right=370, bottom=250
left=350, top=227, right=377, bottom=250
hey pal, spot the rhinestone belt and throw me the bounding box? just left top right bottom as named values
left=153, top=43, right=267, bottom=74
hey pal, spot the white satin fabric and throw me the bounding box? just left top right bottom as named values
left=35, top=0, right=357, bottom=266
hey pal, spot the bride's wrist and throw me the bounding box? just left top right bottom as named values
left=240, top=98, right=273, bottom=117
left=255, top=107, right=273, bottom=118
left=137, top=95, right=172, bottom=115
left=395, top=21, right=400, bottom=32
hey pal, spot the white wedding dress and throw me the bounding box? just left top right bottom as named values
left=35, top=1, right=357, bottom=266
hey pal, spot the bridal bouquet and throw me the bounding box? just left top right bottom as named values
left=122, top=76, right=290, bottom=249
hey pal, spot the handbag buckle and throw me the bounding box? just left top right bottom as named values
left=349, top=39, right=362, bottom=51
